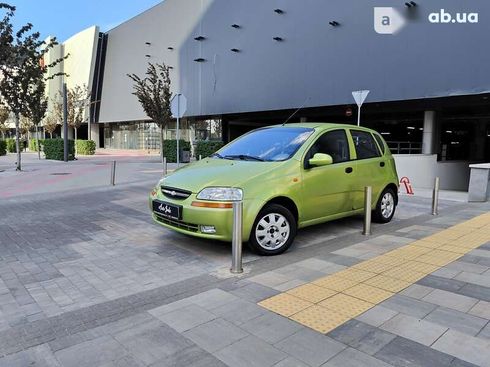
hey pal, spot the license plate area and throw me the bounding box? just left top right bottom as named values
left=152, top=200, right=182, bottom=220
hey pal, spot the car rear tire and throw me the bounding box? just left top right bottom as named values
left=248, top=204, right=297, bottom=256
left=373, top=187, right=397, bottom=223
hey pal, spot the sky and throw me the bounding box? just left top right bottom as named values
left=7, top=0, right=163, bottom=42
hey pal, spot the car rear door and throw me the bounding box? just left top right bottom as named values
left=300, top=129, right=357, bottom=222
left=348, top=129, right=385, bottom=210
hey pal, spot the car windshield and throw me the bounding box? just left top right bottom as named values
left=215, top=127, right=314, bottom=162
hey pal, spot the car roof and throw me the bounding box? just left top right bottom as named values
left=269, top=122, right=376, bottom=132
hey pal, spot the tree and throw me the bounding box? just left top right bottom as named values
left=25, top=76, right=48, bottom=159
left=0, top=105, right=9, bottom=139
left=0, top=3, right=64, bottom=170
left=43, top=113, right=57, bottom=138
left=128, top=62, right=172, bottom=162
left=53, top=84, right=90, bottom=156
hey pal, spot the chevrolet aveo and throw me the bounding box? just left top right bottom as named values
left=149, top=123, right=399, bottom=255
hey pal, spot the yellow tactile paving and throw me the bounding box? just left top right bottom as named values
left=334, top=268, right=377, bottom=282
left=318, top=293, right=374, bottom=317
left=258, top=293, right=312, bottom=317
left=287, top=284, right=337, bottom=303
left=258, top=213, right=490, bottom=334
left=352, top=260, right=396, bottom=274
left=312, top=275, right=358, bottom=292
left=290, top=305, right=351, bottom=334
left=343, top=283, right=394, bottom=303
left=364, top=274, right=411, bottom=293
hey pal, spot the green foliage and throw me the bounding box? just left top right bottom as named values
left=43, top=139, right=74, bottom=161
left=196, top=141, right=224, bottom=158
left=29, top=138, right=43, bottom=152
left=0, top=140, right=6, bottom=156
left=76, top=140, right=96, bottom=155
left=5, top=138, right=17, bottom=153
left=162, top=139, right=190, bottom=163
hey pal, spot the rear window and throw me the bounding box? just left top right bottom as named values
left=350, top=130, right=381, bottom=160
left=373, top=134, right=386, bottom=154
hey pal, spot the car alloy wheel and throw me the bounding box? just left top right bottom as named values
left=380, top=192, right=395, bottom=219
left=255, top=213, right=291, bottom=251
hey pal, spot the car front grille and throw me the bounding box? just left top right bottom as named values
left=154, top=213, right=199, bottom=232
left=161, top=186, right=192, bottom=200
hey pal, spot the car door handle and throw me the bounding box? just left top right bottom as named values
left=380, top=162, right=385, bottom=167
left=345, top=167, right=353, bottom=174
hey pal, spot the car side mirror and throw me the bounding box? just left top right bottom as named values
left=308, top=153, right=333, bottom=167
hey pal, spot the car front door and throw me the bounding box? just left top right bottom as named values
left=349, top=129, right=384, bottom=210
left=300, top=129, right=357, bottom=222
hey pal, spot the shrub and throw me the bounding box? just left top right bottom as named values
left=0, top=140, right=5, bottom=156
left=162, top=139, right=191, bottom=163
left=29, top=138, right=44, bottom=152
left=43, top=139, right=75, bottom=160
left=6, top=138, right=17, bottom=153
left=76, top=140, right=96, bottom=155
left=195, top=141, right=224, bottom=158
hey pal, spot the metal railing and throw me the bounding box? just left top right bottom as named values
left=387, top=141, right=422, bottom=155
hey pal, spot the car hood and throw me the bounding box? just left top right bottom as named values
left=161, top=158, right=283, bottom=193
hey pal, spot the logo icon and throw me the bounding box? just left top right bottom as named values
left=158, top=203, right=172, bottom=214
left=374, top=7, right=406, bottom=34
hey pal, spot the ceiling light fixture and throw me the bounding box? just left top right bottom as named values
left=274, top=9, right=284, bottom=14
left=329, top=21, right=340, bottom=26
left=273, top=37, right=284, bottom=42
left=194, top=36, right=206, bottom=41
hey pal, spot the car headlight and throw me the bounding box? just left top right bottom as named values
left=197, top=187, right=243, bottom=201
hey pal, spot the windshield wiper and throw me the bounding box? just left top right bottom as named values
left=223, top=154, right=265, bottom=162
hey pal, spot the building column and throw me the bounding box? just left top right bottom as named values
left=90, top=123, right=100, bottom=148
left=422, top=111, right=436, bottom=155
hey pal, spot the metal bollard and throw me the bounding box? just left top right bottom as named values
left=163, top=157, right=167, bottom=176
left=432, top=177, right=440, bottom=215
left=110, top=161, right=116, bottom=186
left=231, top=201, right=243, bottom=274
left=363, top=186, right=372, bottom=236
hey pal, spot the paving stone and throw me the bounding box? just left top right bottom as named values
left=477, top=323, right=490, bottom=340
left=431, top=267, right=461, bottom=279
left=455, top=272, right=490, bottom=288
left=149, top=345, right=227, bottom=367
left=328, top=320, right=396, bottom=355
left=114, top=323, right=193, bottom=365
left=432, top=329, right=490, bottom=367
left=183, top=318, right=248, bottom=353
left=294, top=258, right=345, bottom=273
left=355, top=305, right=398, bottom=327
left=323, top=347, right=393, bottom=367
left=456, top=283, right=490, bottom=302
left=380, top=313, right=448, bottom=346
left=422, top=289, right=478, bottom=312
left=374, top=336, right=454, bottom=367
left=211, top=298, right=267, bottom=325
left=468, top=300, right=490, bottom=320
left=273, top=357, right=310, bottom=367
left=100, top=354, right=145, bottom=367
left=152, top=304, right=216, bottom=332
left=239, top=312, right=302, bottom=344
left=230, top=283, right=280, bottom=303
left=215, top=335, right=287, bottom=367
left=424, top=306, right=487, bottom=336
left=54, top=335, right=128, bottom=367
left=399, top=284, right=434, bottom=300
left=275, top=329, right=346, bottom=367
left=248, top=272, right=293, bottom=288
left=380, top=294, right=437, bottom=318
left=446, top=261, right=489, bottom=275
left=417, top=275, right=466, bottom=292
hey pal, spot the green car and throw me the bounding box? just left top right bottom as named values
left=150, top=123, right=399, bottom=255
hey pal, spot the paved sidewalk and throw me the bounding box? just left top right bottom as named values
left=0, top=156, right=489, bottom=366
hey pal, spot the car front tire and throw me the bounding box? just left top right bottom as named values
left=248, top=204, right=297, bottom=256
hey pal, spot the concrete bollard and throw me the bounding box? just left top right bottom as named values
left=363, top=186, right=372, bottom=236
left=231, top=201, right=243, bottom=274
left=432, top=177, right=440, bottom=215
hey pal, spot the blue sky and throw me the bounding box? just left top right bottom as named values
left=8, top=0, right=163, bottom=42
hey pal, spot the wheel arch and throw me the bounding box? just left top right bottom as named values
left=263, top=196, right=299, bottom=225
left=383, top=183, right=399, bottom=205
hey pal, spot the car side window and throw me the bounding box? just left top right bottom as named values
left=307, top=130, right=350, bottom=164
left=350, top=130, right=381, bottom=159
left=373, top=133, right=386, bottom=154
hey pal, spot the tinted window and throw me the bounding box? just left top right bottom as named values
left=351, top=130, right=381, bottom=159
left=307, top=130, right=350, bottom=164
left=217, top=127, right=314, bottom=162
left=373, top=134, right=386, bottom=154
